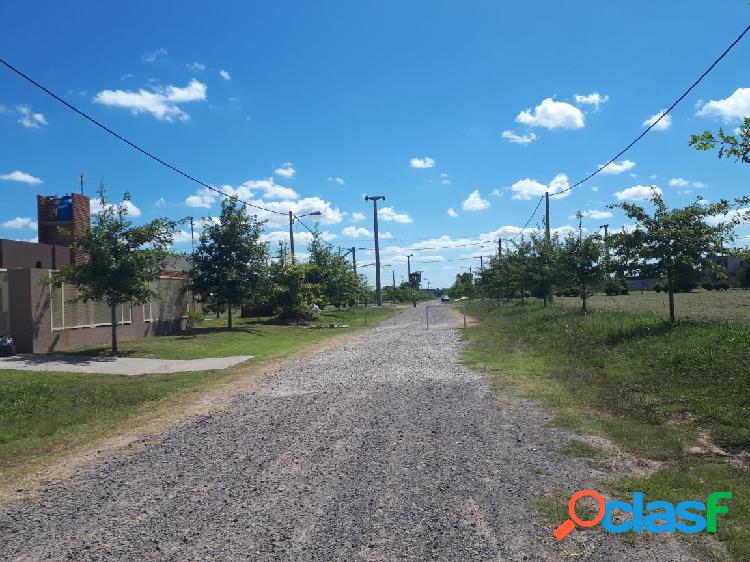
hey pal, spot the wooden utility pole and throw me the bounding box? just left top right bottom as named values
left=351, top=247, right=357, bottom=274
left=365, top=195, right=386, bottom=306
left=545, top=191, right=553, bottom=304
left=498, top=238, right=502, bottom=256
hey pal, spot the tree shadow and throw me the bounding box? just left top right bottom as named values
left=603, top=321, right=678, bottom=346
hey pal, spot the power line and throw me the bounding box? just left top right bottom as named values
left=556, top=22, right=750, bottom=197
left=0, top=57, right=287, bottom=218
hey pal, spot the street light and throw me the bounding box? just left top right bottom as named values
left=289, top=210, right=322, bottom=259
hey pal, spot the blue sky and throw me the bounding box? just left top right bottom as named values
left=1, top=1, right=749, bottom=288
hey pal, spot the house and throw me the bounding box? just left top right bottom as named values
left=0, top=192, right=190, bottom=353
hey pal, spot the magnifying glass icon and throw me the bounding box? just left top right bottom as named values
left=553, top=489, right=606, bottom=541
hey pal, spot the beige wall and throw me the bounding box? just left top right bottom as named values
left=8, top=268, right=186, bottom=353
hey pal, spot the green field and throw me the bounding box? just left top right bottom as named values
left=556, top=288, right=750, bottom=323
left=62, top=306, right=396, bottom=360
left=0, top=306, right=394, bottom=487
left=462, top=301, right=750, bottom=560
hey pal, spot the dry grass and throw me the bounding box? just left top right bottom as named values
left=556, top=289, right=750, bottom=322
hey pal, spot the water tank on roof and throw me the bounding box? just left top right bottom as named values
left=58, top=195, right=73, bottom=221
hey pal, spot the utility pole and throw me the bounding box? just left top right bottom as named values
left=480, top=255, right=483, bottom=270
left=351, top=247, right=357, bottom=274
left=498, top=238, right=502, bottom=257
left=189, top=216, right=195, bottom=254
left=392, top=269, right=396, bottom=304
left=365, top=195, right=385, bottom=306
left=545, top=191, right=553, bottom=304
left=288, top=211, right=295, bottom=260
left=600, top=224, right=610, bottom=278
left=79, top=173, right=85, bottom=195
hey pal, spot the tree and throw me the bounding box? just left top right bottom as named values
left=269, top=261, right=321, bottom=321
left=609, top=194, right=748, bottom=322
left=190, top=197, right=268, bottom=329
left=52, top=185, right=174, bottom=354
left=560, top=226, right=604, bottom=314
left=307, top=233, right=365, bottom=308
left=689, top=117, right=750, bottom=164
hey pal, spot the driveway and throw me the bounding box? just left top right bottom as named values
left=0, top=354, right=253, bottom=375
left=0, top=304, right=700, bottom=561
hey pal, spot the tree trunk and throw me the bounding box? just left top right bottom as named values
left=668, top=288, right=675, bottom=322
left=227, top=304, right=233, bottom=330
left=667, top=272, right=676, bottom=322
left=110, top=303, right=118, bottom=355
left=581, top=279, right=587, bottom=314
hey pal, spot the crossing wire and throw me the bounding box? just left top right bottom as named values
left=0, top=57, right=288, bottom=218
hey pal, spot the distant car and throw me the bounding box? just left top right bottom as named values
left=441, top=295, right=450, bottom=302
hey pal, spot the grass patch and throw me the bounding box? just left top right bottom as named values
left=0, top=306, right=394, bottom=487
left=61, top=306, right=394, bottom=360
left=562, top=440, right=612, bottom=458
left=463, top=301, right=750, bottom=560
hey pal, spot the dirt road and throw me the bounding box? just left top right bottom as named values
left=0, top=304, right=701, bottom=561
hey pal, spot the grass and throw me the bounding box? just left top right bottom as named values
left=61, top=306, right=395, bottom=360
left=462, top=301, right=750, bottom=560
left=556, top=288, right=750, bottom=323
left=0, top=305, right=394, bottom=487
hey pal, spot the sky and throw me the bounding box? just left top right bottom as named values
left=1, top=1, right=749, bottom=288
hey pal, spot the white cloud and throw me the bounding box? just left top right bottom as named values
left=378, top=206, right=413, bottom=223
left=462, top=190, right=490, bottom=211
left=668, top=177, right=689, bottom=188
left=91, top=198, right=142, bottom=217
left=219, top=69, right=231, bottom=81
left=600, top=159, right=636, bottom=175
left=185, top=187, right=217, bottom=208
left=571, top=210, right=612, bottom=220
left=614, top=185, right=663, bottom=201
left=342, top=226, right=371, bottom=238
left=643, top=110, right=672, bottom=131
left=447, top=207, right=458, bottom=218
left=16, top=105, right=47, bottom=128
left=351, top=212, right=365, bottom=222
left=515, top=98, right=585, bottom=130
left=142, top=48, right=167, bottom=63
left=173, top=230, right=194, bottom=244
left=706, top=208, right=750, bottom=227
left=409, top=157, right=435, bottom=169
left=501, top=130, right=537, bottom=144
left=274, top=162, right=295, bottom=178
left=591, top=186, right=599, bottom=192
left=0, top=170, right=43, bottom=185
left=328, top=177, right=345, bottom=185
left=491, top=188, right=503, bottom=197
left=93, top=79, right=207, bottom=122
left=696, top=88, right=750, bottom=122
left=227, top=178, right=298, bottom=200
left=1, top=217, right=37, bottom=229
left=263, top=230, right=335, bottom=245
left=440, top=173, right=451, bottom=185
left=692, top=181, right=706, bottom=188
left=155, top=197, right=166, bottom=207
left=574, top=92, right=609, bottom=110
left=510, top=173, right=571, bottom=200
left=187, top=62, right=206, bottom=72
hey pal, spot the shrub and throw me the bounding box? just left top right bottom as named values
left=653, top=283, right=663, bottom=293
left=703, top=282, right=714, bottom=291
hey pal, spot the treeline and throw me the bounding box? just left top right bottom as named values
left=450, top=193, right=749, bottom=321
left=189, top=198, right=371, bottom=327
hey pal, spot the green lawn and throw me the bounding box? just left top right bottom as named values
left=462, top=301, right=750, bottom=560
left=556, top=288, right=750, bottom=323
left=62, top=306, right=395, bottom=360
left=0, top=306, right=394, bottom=487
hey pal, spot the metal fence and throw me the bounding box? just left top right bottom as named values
left=0, top=270, right=9, bottom=335
left=50, top=282, right=132, bottom=331
left=43, top=274, right=189, bottom=331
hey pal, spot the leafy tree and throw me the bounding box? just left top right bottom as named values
left=306, top=233, right=366, bottom=308
left=560, top=227, right=605, bottom=314
left=52, top=185, right=174, bottom=354
left=609, top=194, right=748, bottom=321
left=528, top=232, right=563, bottom=305
left=270, top=261, right=322, bottom=321
left=689, top=117, right=750, bottom=164
left=190, top=197, right=268, bottom=329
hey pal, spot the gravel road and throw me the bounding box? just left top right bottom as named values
left=0, top=303, right=703, bottom=561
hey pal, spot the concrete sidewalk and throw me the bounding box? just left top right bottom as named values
left=0, top=354, right=253, bottom=376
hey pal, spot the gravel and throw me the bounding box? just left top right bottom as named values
left=0, top=303, right=703, bottom=561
